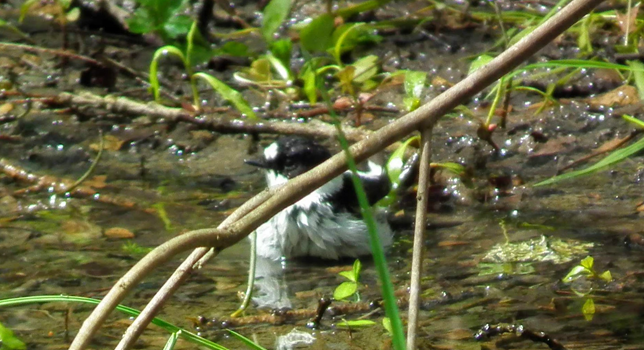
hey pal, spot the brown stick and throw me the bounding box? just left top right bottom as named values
left=68, top=1, right=606, bottom=349
left=406, top=126, right=432, bottom=350
left=55, top=92, right=371, bottom=142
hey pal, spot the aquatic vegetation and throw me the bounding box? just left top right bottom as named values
left=334, top=259, right=362, bottom=301
left=127, top=0, right=192, bottom=41
left=0, top=321, right=25, bottom=350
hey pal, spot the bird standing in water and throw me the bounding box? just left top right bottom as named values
left=246, top=136, right=393, bottom=260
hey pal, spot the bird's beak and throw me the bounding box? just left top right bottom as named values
left=244, top=158, right=270, bottom=169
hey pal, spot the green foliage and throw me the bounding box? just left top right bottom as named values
left=582, top=298, right=595, bottom=321
left=562, top=256, right=612, bottom=284
left=127, top=0, right=192, bottom=41
left=300, top=14, right=335, bottom=52
left=261, top=0, right=292, bottom=43
left=227, top=330, right=268, bottom=350
left=332, top=24, right=382, bottom=65
left=0, top=322, right=26, bottom=350
left=192, top=73, right=257, bottom=118
left=122, top=241, right=153, bottom=255
left=0, top=295, right=230, bottom=350
left=403, top=71, right=427, bottom=112
left=378, top=135, right=419, bottom=206
left=334, top=259, right=362, bottom=301
left=162, top=331, right=181, bottom=350
left=534, top=131, right=644, bottom=186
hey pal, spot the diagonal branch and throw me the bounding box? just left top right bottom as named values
left=68, top=1, right=606, bottom=348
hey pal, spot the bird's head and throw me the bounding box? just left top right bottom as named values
left=245, top=136, right=332, bottom=179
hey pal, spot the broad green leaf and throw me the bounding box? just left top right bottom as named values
left=0, top=322, right=26, bottom=350
left=262, top=0, right=291, bottom=43
left=403, top=97, right=420, bottom=112
left=300, top=13, right=335, bottom=52
left=468, top=55, right=494, bottom=76
left=582, top=298, right=595, bottom=321
left=227, top=330, right=268, bottom=350
left=336, top=319, right=376, bottom=328
left=339, top=270, right=356, bottom=282
left=164, top=15, right=193, bottom=39
left=269, top=39, right=293, bottom=69
left=127, top=8, right=155, bottom=34
left=66, top=7, right=80, bottom=22
left=562, top=265, right=591, bottom=283
left=382, top=317, right=393, bottom=335
left=336, top=0, right=392, bottom=19
left=628, top=60, right=644, bottom=101
left=599, top=270, right=612, bottom=282
left=404, top=71, right=426, bottom=99
left=192, top=72, right=257, bottom=119
left=534, top=134, right=644, bottom=186
left=333, top=281, right=357, bottom=300
left=580, top=256, right=594, bottom=270
left=622, top=114, right=644, bottom=129
left=149, top=46, right=186, bottom=101
left=217, top=42, right=249, bottom=57
left=351, top=55, right=378, bottom=83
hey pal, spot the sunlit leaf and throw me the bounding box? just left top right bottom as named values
left=336, top=0, right=392, bottom=19
left=336, top=66, right=356, bottom=95
left=599, top=270, right=612, bottom=282
left=339, top=270, right=356, bottom=282
left=162, top=331, right=181, bottom=350
left=164, top=15, right=192, bottom=39
left=404, top=71, right=426, bottom=99
left=334, top=281, right=357, bottom=300
left=386, top=136, right=420, bottom=187
left=382, top=317, right=393, bottom=335
left=0, top=322, right=26, bottom=350
left=562, top=265, right=591, bottom=283
left=266, top=53, right=291, bottom=80
left=580, top=256, right=594, bottom=270
left=269, top=39, right=293, bottom=69
left=336, top=319, right=376, bottom=328
left=217, top=42, right=249, bottom=57
left=352, top=259, right=362, bottom=282
left=300, top=13, right=335, bottom=52
left=351, top=55, right=378, bottom=83
left=582, top=298, right=595, bottom=321
left=261, top=0, right=291, bottom=43
left=628, top=60, right=644, bottom=101
left=65, top=7, right=80, bottom=22
left=127, top=8, right=155, bottom=34
left=19, top=0, right=39, bottom=23
left=302, top=66, right=317, bottom=104
left=192, top=73, right=257, bottom=119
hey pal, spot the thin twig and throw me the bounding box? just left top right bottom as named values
left=230, top=231, right=256, bottom=318
left=406, top=126, right=432, bottom=350
left=0, top=42, right=103, bottom=66
left=69, top=1, right=606, bottom=348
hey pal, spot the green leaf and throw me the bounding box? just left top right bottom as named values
left=266, top=53, right=291, bottom=80
left=128, top=8, right=155, bottom=34
left=262, top=0, right=291, bottom=43
left=580, top=256, right=594, bottom=270
left=300, top=14, right=335, bottom=52
left=403, top=97, right=420, bottom=112
left=582, top=298, right=595, bottom=321
left=66, top=7, right=80, bottom=22
left=164, top=15, right=193, bottom=39
left=217, top=42, right=250, bottom=57
left=0, top=322, right=26, bottom=350
left=562, top=265, right=591, bottom=283
left=622, top=114, right=644, bottom=129
left=192, top=73, right=257, bottom=119
left=149, top=45, right=186, bottom=101
left=227, top=330, right=268, bottom=350
left=351, top=55, right=378, bottom=83
left=382, top=317, right=393, bottom=335
left=534, top=134, right=644, bottom=186
left=302, top=66, right=318, bottom=104
left=352, top=259, right=362, bottom=282
left=334, top=281, right=357, bottom=300
left=19, top=0, right=40, bottom=23
left=628, top=60, right=644, bottom=101
left=468, top=54, right=494, bottom=76
left=599, top=270, right=612, bottom=282
left=162, top=331, right=181, bottom=350
left=270, top=39, right=293, bottom=69
left=339, top=270, right=355, bottom=282
left=386, top=136, right=420, bottom=188
left=336, top=66, right=356, bottom=95
left=336, top=319, right=376, bottom=328
left=404, top=71, right=427, bottom=99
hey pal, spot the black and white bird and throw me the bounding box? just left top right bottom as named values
left=245, top=136, right=393, bottom=260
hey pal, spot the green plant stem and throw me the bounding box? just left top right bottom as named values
left=484, top=76, right=505, bottom=127
left=318, top=87, right=405, bottom=350
left=0, top=295, right=228, bottom=350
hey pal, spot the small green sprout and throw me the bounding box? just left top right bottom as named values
left=562, top=256, right=612, bottom=284
left=333, top=259, right=362, bottom=301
